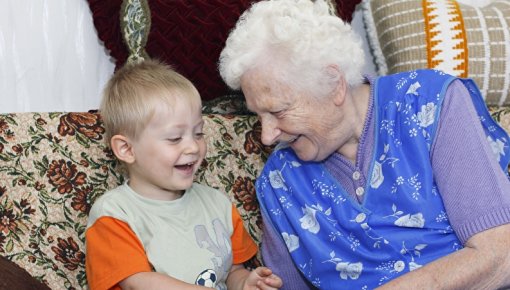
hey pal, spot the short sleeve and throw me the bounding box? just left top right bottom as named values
left=230, top=205, right=258, bottom=264
left=431, top=80, right=510, bottom=243
left=85, top=217, right=152, bottom=290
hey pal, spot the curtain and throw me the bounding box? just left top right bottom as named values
left=0, top=0, right=115, bottom=113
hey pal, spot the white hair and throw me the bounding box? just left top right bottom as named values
left=219, top=0, right=365, bottom=97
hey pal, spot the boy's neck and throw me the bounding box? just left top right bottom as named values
left=127, top=179, right=186, bottom=201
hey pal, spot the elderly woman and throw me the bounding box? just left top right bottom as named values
left=219, top=0, right=510, bottom=289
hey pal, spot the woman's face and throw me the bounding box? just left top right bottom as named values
left=240, top=68, right=346, bottom=162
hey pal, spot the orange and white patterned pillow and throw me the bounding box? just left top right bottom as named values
left=361, top=0, right=510, bottom=105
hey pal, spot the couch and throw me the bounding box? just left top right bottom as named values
left=3, top=0, right=510, bottom=289
left=1, top=105, right=510, bottom=290
left=0, top=104, right=277, bottom=289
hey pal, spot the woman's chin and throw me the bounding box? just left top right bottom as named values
left=293, top=147, right=317, bottom=162
left=292, top=144, right=328, bottom=162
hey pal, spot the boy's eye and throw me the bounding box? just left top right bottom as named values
left=195, top=133, right=205, bottom=139
left=167, top=138, right=181, bottom=143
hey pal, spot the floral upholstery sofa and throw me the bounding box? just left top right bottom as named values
left=2, top=105, right=510, bottom=289
left=0, top=108, right=274, bottom=289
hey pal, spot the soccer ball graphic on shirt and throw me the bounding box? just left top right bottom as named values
left=195, top=269, right=217, bottom=287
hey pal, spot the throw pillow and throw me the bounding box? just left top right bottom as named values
left=87, top=0, right=361, bottom=102
left=87, top=0, right=127, bottom=69
left=361, top=0, right=510, bottom=105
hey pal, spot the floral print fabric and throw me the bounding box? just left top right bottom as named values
left=0, top=112, right=270, bottom=289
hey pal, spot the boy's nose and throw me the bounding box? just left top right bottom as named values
left=184, top=137, right=200, bottom=154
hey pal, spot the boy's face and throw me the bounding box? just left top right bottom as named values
left=127, top=93, right=206, bottom=200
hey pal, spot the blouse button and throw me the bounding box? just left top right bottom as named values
left=355, top=187, right=365, bottom=196
left=355, top=213, right=366, bottom=223
left=353, top=171, right=361, bottom=180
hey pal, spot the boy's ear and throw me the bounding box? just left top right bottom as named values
left=110, top=135, right=135, bottom=164
left=326, top=64, right=347, bottom=106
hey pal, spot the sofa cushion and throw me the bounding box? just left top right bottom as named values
left=361, top=0, right=510, bottom=106
left=87, top=0, right=361, bottom=103
left=0, top=112, right=270, bottom=288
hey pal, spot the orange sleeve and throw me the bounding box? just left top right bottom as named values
left=231, top=205, right=258, bottom=264
left=85, top=216, right=152, bottom=290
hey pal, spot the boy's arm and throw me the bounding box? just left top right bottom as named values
left=228, top=206, right=283, bottom=289
left=85, top=216, right=152, bottom=289
left=119, top=272, right=208, bottom=290
left=86, top=217, right=213, bottom=290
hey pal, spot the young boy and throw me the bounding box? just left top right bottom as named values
left=85, top=59, right=283, bottom=290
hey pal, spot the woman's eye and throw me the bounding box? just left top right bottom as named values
left=195, top=133, right=205, bottom=139
left=167, top=138, right=181, bottom=143
left=272, top=110, right=284, bottom=117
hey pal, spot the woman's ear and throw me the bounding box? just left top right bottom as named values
left=110, top=135, right=135, bottom=164
left=326, top=64, right=347, bottom=106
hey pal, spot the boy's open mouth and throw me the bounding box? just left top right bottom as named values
left=175, top=162, right=195, bottom=170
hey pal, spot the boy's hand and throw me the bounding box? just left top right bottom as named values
left=243, top=266, right=283, bottom=290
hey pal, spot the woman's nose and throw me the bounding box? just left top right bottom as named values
left=260, top=116, right=280, bottom=146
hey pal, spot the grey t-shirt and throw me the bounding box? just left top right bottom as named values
left=87, top=183, right=234, bottom=289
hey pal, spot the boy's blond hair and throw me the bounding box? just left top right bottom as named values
left=100, top=59, right=201, bottom=145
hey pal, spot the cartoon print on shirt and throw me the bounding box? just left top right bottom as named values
left=194, top=218, right=232, bottom=290
left=195, top=269, right=218, bottom=288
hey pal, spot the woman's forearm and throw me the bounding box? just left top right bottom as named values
left=377, top=224, right=510, bottom=290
